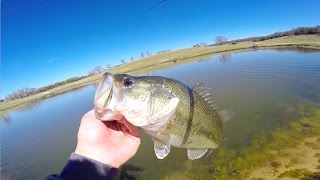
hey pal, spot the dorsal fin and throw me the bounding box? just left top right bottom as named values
left=192, top=83, right=216, bottom=108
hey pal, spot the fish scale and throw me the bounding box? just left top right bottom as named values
left=158, top=80, right=223, bottom=149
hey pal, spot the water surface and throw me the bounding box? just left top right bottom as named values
left=1, top=48, right=320, bottom=179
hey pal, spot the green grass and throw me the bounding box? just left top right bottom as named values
left=1, top=35, right=320, bottom=113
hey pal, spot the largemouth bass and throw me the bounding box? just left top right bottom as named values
left=94, top=72, right=231, bottom=160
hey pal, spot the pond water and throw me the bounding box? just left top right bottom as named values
left=1, top=48, right=320, bottom=179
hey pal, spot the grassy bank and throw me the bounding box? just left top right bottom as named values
left=1, top=35, right=320, bottom=113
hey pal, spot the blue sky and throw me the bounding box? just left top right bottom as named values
left=1, top=0, right=319, bottom=98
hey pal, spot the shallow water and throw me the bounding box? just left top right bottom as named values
left=1, top=48, right=320, bottom=179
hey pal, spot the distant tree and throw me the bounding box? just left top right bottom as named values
left=88, top=66, right=104, bottom=76
left=106, top=64, right=112, bottom=69
left=0, top=99, right=5, bottom=102
left=140, top=52, right=145, bottom=58
left=193, top=44, right=200, bottom=47
left=157, top=50, right=170, bottom=54
left=287, top=29, right=295, bottom=36
left=201, top=42, right=207, bottom=47
left=130, top=57, right=134, bottom=62
left=120, top=59, right=126, bottom=64
left=146, top=51, right=152, bottom=56
left=5, top=87, right=37, bottom=101
left=215, top=36, right=227, bottom=45
left=25, top=87, right=37, bottom=96
left=64, top=76, right=84, bottom=84
left=96, top=66, right=104, bottom=73
left=226, top=25, right=320, bottom=44
left=193, top=42, right=207, bottom=47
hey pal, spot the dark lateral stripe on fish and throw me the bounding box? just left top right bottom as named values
left=182, top=87, right=195, bottom=145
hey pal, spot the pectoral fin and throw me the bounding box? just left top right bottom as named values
left=187, top=149, right=208, bottom=160
left=154, top=139, right=171, bottom=159
left=148, top=85, right=179, bottom=124
left=218, top=109, right=234, bottom=122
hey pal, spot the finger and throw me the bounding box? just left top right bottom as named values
left=81, top=110, right=97, bottom=122
left=86, top=109, right=95, bottom=117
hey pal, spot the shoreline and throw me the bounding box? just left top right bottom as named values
left=1, top=35, right=320, bottom=114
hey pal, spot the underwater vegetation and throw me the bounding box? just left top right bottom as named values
left=301, top=172, right=320, bottom=180
left=278, top=169, right=313, bottom=178
left=171, top=104, right=320, bottom=179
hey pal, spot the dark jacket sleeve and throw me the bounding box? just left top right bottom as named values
left=45, top=153, right=119, bottom=180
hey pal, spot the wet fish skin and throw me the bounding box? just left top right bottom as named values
left=94, top=72, right=223, bottom=160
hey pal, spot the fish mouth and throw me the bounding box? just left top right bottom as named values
left=94, top=73, right=113, bottom=106
left=94, top=105, right=107, bottom=120
left=94, top=72, right=123, bottom=121
left=94, top=105, right=123, bottom=121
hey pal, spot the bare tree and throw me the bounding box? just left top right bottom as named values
left=88, top=66, right=104, bottom=76
left=106, top=64, right=112, bottom=69
left=25, top=87, right=37, bottom=97
left=95, top=66, right=104, bottom=73
left=130, top=57, right=134, bottom=62
left=201, top=42, right=207, bottom=47
left=157, top=49, right=171, bottom=54
left=193, top=42, right=207, bottom=47
left=215, top=36, right=227, bottom=45
left=120, top=59, right=126, bottom=64
left=140, top=53, right=145, bottom=58
left=4, top=87, right=37, bottom=101
left=146, top=51, right=152, bottom=56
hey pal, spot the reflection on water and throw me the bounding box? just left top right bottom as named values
left=197, top=57, right=211, bottom=63
left=90, top=82, right=100, bottom=88
left=272, top=47, right=320, bottom=53
left=1, top=48, right=320, bottom=179
left=1, top=114, right=11, bottom=124
left=219, top=53, right=232, bottom=64
left=1, top=101, right=43, bottom=124
left=16, top=101, right=42, bottom=113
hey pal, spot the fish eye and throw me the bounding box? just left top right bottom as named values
left=123, top=77, right=133, bottom=87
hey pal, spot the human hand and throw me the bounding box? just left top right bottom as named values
left=75, top=110, right=140, bottom=168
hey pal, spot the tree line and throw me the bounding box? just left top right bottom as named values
left=3, top=76, right=88, bottom=101
left=191, top=25, right=320, bottom=47
left=220, top=26, right=320, bottom=45
left=4, top=64, right=114, bottom=101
